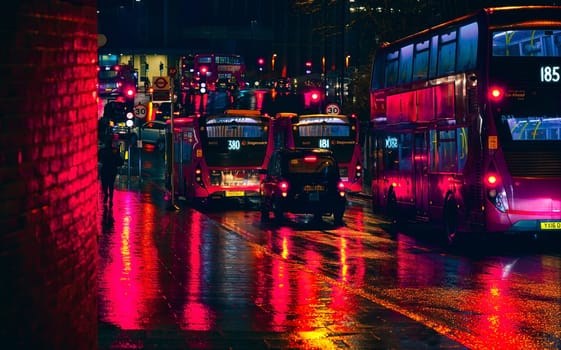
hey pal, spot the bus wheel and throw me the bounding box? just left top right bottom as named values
left=386, top=186, right=398, bottom=224
left=443, top=192, right=458, bottom=246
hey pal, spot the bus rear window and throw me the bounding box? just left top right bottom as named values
left=492, top=30, right=561, bottom=57
left=502, top=114, right=561, bottom=141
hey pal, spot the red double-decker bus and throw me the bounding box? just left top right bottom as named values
left=167, top=109, right=274, bottom=207
left=368, top=6, right=561, bottom=245
left=193, top=53, right=246, bottom=92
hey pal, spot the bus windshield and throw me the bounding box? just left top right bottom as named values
left=293, top=118, right=356, bottom=163
left=202, top=116, right=269, bottom=167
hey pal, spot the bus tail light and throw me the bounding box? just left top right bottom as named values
left=488, top=86, right=504, bottom=102
left=338, top=181, right=346, bottom=197
left=126, top=88, right=135, bottom=98
left=355, top=162, right=362, bottom=179
left=195, top=166, right=205, bottom=187
left=279, top=181, right=289, bottom=197
left=311, top=91, right=320, bottom=102
left=484, top=173, right=500, bottom=187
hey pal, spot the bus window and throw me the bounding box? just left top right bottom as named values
left=438, top=31, right=457, bottom=76
left=504, top=114, right=561, bottom=141
left=457, top=22, right=478, bottom=71
left=399, top=134, right=413, bottom=171
left=383, top=133, right=412, bottom=171
left=398, top=44, right=414, bottom=84
left=493, top=29, right=561, bottom=57
left=457, top=127, right=469, bottom=171
left=430, top=129, right=458, bottom=173
left=413, top=40, right=430, bottom=81
left=385, top=50, right=399, bottom=87
left=429, top=35, right=439, bottom=78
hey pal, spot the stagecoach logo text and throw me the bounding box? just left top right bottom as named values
left=385, top=136, right=398, bottom=149
left=245, top=140, right=267, bottom=146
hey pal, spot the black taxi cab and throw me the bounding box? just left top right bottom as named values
left=260, top=148, right=346, bottom=225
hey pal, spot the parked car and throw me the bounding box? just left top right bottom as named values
left=260, top=148, right=346, bottom=225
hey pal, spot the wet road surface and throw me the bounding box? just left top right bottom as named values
left=204, top=199, right=561, bottom=350
left=98, top=178, right=468, bottom=349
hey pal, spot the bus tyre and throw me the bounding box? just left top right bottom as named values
left=443, top=191, right=458, bottom=246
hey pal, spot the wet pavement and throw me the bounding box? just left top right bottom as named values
left=97, top=175, right=468, bottom=350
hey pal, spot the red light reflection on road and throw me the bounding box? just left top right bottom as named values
left=270, top=227, right=291, bottom=331
left=181, top=210, right=215, bottom=331
left=98, top=191, right=159, bottom=329
left=468, top=260, right=543, bottom=349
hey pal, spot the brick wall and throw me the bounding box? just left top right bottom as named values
left=0, top=1, right=99, bottom=349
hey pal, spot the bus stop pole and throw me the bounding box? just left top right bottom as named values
left=138, top=132, right=142, bottom=186
left=168, top=96, right=179, bottom=210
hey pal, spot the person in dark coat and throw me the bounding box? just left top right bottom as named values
left=99, top=140, right=124, bottom=206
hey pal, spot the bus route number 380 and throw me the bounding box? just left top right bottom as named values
left=228, top=139, right=241, bottom=150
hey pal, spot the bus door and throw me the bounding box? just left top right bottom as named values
left=414, top=131, right=429, bottom=218
left=176, top=127, right=196, bottom=197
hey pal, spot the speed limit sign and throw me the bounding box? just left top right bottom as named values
left=133, top=103, right=147, bottom=119
left=325, top=103, right=340, bottom=115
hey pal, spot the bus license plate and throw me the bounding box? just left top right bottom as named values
left=540, top=221, right=561, bottom=230
left=309, top=192, right=320, bottom=201
left=225, top=190, right=244, bottom=197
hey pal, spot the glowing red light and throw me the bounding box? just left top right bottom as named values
left=304, top=155, right=317, bottom=162
left=485, top=174, right=500, bottom=186
left=200, top=67, right=207, bottom=74
left=280, top=181, right=289, bottom=191
left=126, top=89, right=135, bottom=97
left=489, top=87, right=504, bottom=101
left=338, top=181, right=345, bottom=191
left=311, top=92, right=319, bottom=101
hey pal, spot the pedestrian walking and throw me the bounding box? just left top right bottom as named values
left=99, top=139, right=124, bottom=206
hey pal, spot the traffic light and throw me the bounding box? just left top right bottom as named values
left=305, top=61, right=312, bottom=74
left=257, top=57, right=264, bottom=72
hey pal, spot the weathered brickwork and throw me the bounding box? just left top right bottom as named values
left=0, top=1, right=99, bottom=349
